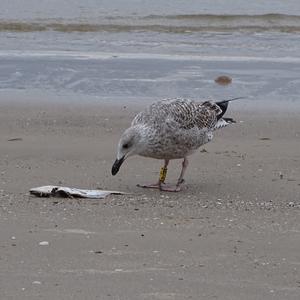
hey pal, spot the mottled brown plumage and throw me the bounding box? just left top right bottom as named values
left=132, top=98, right=222, bottom=130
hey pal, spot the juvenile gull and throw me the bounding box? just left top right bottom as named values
left=112, top=98, right=240, bottom=192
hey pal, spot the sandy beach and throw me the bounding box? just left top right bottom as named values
left=0, top=98, right=299, bottom=300
left=1, top=1, right=300, bottom=298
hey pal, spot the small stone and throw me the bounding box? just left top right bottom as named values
left=259, top=137, right=271, bottom=141
left=32, top=281, right=41, bottom=285
left=215, top=75, right=232, bottom=86
left=7, top=137, right=23, bottom=142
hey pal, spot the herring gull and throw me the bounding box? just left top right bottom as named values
left=112, top=97, right=241, bottom=192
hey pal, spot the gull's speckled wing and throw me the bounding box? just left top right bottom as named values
left=132, top=98, right=222, bottom=131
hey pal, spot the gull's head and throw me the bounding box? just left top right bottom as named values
left=111, top=126, right=144, bottom=176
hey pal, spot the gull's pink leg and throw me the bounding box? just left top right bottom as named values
left=137, top=159, right=169, bottom=189
left=177, top=157, right=189, bottom=186
left=159, top=157, right=188, bottom=192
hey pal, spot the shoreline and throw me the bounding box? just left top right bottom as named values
left=1, top=88, right=300, bottom=113
left=2, top=50, right=300, bottom=62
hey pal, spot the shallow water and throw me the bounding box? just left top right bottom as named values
left=0, top=0, right=300, bottom=107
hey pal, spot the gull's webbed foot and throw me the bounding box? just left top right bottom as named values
left=136, top=161, right=187, bottom=192
left=137, top=179, right=185, bottom=192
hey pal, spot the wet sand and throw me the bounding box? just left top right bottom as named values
left=0, top=100, right=299, bottom=300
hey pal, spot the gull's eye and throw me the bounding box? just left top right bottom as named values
left=123, top=143, right=129, bottom=149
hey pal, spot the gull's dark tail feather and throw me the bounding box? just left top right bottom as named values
left=216, top=97, right=245, bottom=120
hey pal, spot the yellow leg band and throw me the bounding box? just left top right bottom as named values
left=159, top=167, right=168, bottom=183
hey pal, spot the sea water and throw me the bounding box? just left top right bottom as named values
left=0, top=0, right=300, bottom=107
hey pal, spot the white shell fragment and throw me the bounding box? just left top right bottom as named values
left=30, top=185, right=127, bottom=199
left=39, top=241, right=49, bottom=246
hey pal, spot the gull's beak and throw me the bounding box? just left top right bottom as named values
left=111, top=156, right=125, bottom=175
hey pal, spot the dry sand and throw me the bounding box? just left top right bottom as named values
left=0, top=100, right=299, bottom=300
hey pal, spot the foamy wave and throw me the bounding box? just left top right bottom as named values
left=1, top=14, right=300, bottom=33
